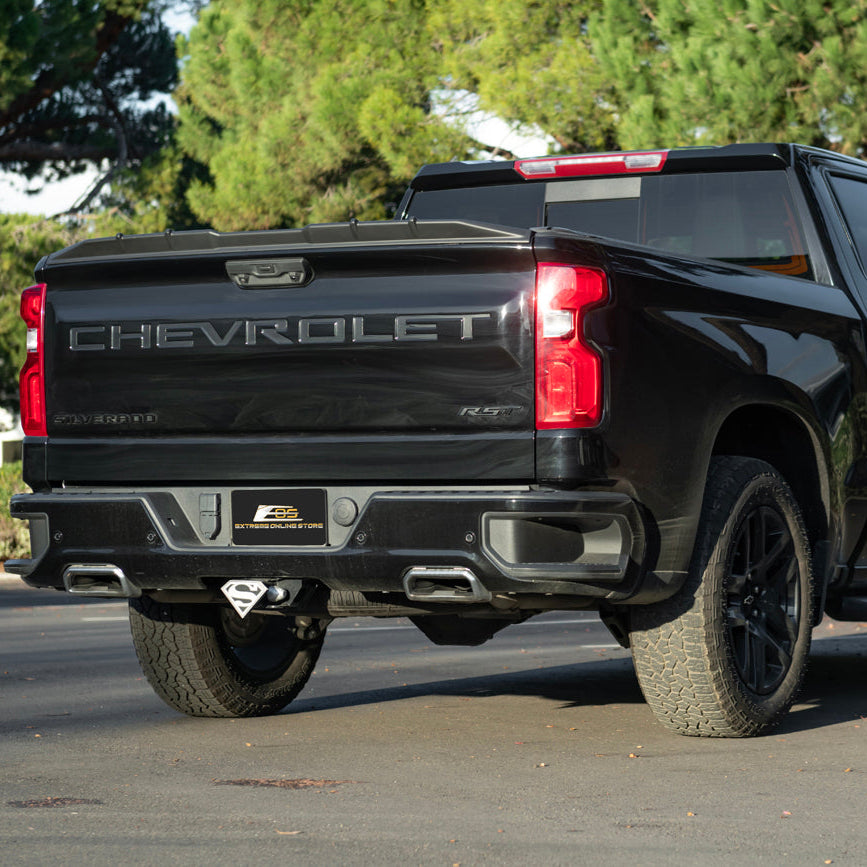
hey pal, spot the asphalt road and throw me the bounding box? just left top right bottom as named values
left=2, top=579, right=867, bottom=865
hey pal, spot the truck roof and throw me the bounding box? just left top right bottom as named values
left=409, top=142, right=866, bottom=191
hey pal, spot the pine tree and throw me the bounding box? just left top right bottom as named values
left=590, top=0, right=867, bottom=154
left=431, top=0, right=617, bottom=153
left=177, top=0, right=463, bottom=230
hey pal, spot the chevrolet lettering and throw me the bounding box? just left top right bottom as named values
left=68, top=313, right=492, bottom=351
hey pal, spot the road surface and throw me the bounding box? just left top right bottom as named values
left=2, top=579, right=867, bottom=865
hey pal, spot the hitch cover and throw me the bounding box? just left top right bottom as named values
left=221, top=580, right=267, bottom=618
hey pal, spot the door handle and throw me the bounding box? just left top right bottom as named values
left=226, top=257, right=312, bottom=289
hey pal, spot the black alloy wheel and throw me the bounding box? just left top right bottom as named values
left=217, top=607, right=307, bottom=683
left=725, top=504, right=801, bottom=696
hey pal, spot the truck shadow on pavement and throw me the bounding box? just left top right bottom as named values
left=777, top=633, right=867, bottom=734
left=294, top=655, right=645, bottom=716
left=5, top=628, right=866, bottom=739
left=289, top=635, right=867, bottom=737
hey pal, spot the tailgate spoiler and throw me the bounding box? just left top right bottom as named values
left=41, top=220, right=527, bottom=268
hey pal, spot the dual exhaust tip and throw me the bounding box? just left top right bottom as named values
left=61, top=563, right=490, bottom=606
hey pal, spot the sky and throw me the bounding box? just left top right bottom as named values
left=1, top=164, right=110, bottom=217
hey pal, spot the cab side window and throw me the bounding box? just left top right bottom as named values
left=827, top=174, right=867, bottom=273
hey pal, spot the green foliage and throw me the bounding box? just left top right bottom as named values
left=88, top=145, right=210, bottom=235
left=0, top=461, right=29, bottom=561
left=589, top=0, right=867, bottom=154
left=176, top=0, right=474, bottom=230
left=431, top=0, right=617, bottom=153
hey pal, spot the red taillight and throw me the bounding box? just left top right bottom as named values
left=535, top=264, right=608, bottom=429
left=19, top=283, right=47, bottom=437
left=515, top=150, right=668, bottom=179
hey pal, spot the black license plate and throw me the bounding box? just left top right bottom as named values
left=231, top=489, right=327, bottom=546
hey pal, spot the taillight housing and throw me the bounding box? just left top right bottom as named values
left=535, top=264, right=608, bottom=429
left=20, top=283, right=47, bottom=436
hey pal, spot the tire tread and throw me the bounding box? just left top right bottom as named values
left=128, top=596, right=322, bottom=718
left=631, top=456, right=813, bottom=737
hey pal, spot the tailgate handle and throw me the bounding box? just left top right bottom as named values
left=226, top=257, right=312, bottom=289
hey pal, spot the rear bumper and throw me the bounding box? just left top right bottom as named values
left=9, top=487, right=646, bottom=601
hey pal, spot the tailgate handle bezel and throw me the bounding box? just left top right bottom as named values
left=226, top=257, right=312, bottom=289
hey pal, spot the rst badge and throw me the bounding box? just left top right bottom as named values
left=231, top=489, right=327, bottom=546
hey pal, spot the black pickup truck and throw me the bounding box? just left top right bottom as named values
left=10, top=142, right=867, bottom=737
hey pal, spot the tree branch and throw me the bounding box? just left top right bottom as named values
left=57, top=75, right=130, bottom=216
left=553, top=133, right=575, bottom=152
left=0, top=141, right=115, bottom=163
left=0, top=114, right=113, bottom=147
left=463, top=134, right=519, bottom=161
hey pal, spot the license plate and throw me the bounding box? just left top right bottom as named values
left=231, top=489, right=327, bottom=546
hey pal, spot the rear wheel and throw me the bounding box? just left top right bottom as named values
left=128, top=596, right=324, bottom=718
left=630, top=456, right=813, bottom=737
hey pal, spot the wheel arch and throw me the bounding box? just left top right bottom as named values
left=712, top=403, right=828, bottom=539
left=711, top=403, right=831, bottom=606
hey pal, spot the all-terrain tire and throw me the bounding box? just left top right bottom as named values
left=630, top=456, right=813, bottom=737
left=128, top=596, right=324, bottom=718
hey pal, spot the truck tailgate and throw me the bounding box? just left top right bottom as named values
left=36, top=221, right=536, bottom=484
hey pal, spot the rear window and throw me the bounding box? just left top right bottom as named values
left=406, top=181, right=544, bottom=227
left=406, top=170, right=813, bottom=280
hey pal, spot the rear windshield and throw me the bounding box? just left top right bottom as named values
left=406, top=170, right=813, bottom=280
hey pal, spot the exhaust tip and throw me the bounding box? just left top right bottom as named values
left=403, top=567, right=491, bottom=603
left=62, top=564, right=141, bottom=598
